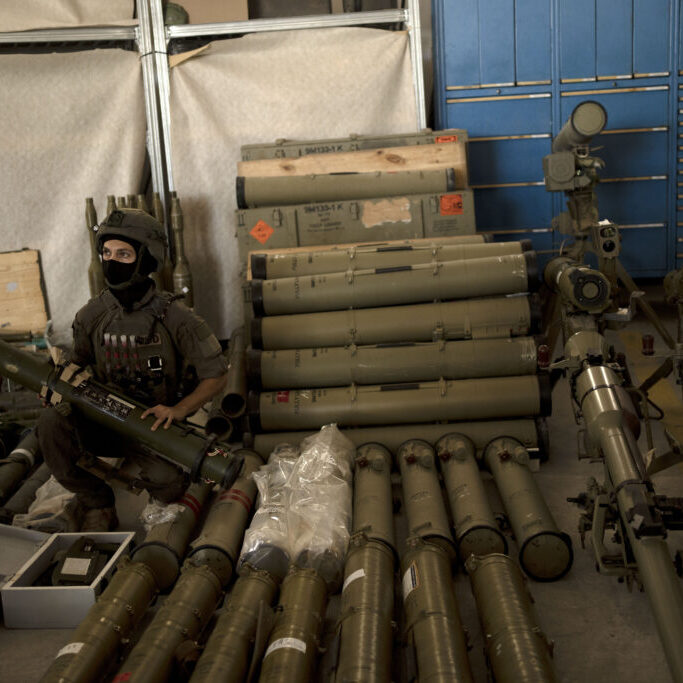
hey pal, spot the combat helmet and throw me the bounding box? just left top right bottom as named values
left=96, top=208, right=167, bottom=272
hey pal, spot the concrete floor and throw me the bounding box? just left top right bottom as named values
left=1, top=286, right=682, bottom=682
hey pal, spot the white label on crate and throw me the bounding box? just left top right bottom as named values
left=62, top=557, right=92, bottom=576
left=402, top=563, right=419, bottom=600
left=264, top=637, right=307, bottom=658
left=342, top=568, right=366, bottom=593
left=57, top=642, right=84, bottom=658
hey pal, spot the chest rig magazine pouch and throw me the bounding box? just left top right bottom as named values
left=91, top=293, right=195, bottom=406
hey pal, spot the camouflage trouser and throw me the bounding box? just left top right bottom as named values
left=36, top=405, right=188, bottom=510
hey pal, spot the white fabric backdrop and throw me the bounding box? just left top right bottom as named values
left=0, top=49, right=147, bottom=343
left=170, top=27, right=418, bottom=339
left=0, top=0, right=135, bottom=32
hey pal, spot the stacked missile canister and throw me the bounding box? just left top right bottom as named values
left=245, top=231, right=550, bottom=450
left=240, top=134, right=548, bottom=448
left=235, top=129, right=475, bottom=263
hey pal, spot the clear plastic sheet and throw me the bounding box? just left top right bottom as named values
left=238, top=425, right=354, bottom=587
left=287, top=424, right=354, bottom=571
left=238, top=444, right=299, bottom=571
left=139, top=501, right=185, bottom=533
left=13, top=476, right=80, bottom=533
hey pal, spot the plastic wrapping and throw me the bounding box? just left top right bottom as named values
left=13, top=475, right=80, bottom=532
left=287, top=425, right=354, bottom=573
left=139, top=500, right=185, bottom=533
left=238, top=425, right=354, bottom=586
left=238, top=444, right=299, bottom=574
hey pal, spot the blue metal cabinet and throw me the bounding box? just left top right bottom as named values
left=596, top=0, right=633, bottom=79
left=445, top=93, right=552, bottom=136
left=515, top=0, right=552, bottom=84
left=434, top=0, right=678, bottom=277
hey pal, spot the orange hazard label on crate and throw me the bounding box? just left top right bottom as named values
left=276, top=390, right=290, bottom=403
left=435, top=134, right=458, bottom=143
left=250, top=220, right=274, bottom=244
left=440, top=194, right=464, bottom=215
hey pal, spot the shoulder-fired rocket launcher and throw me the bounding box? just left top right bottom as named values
left=0, top=339, right=243, bottom=489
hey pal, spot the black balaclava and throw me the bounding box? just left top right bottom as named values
left=101, top=235, right=157, bottom=309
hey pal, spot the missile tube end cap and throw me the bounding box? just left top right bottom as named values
left=524, top=251, right=539, bottom=291
left=519, top=530, right=573, bottom=582
left=519, top=238, right=533, bottom=252
left=458, top=525, right=509, bottom=562
left=245, top=348, right=262, bottom=388
left=251, top=280, right=265, bottom=317
left=250, top=317, right=263, bottom=350
left=251, top=253, right=267, bottom=281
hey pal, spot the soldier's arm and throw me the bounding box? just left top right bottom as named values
left=141, top=302, right=228, bottom=431
left=142, top=375, right=227, bottom=431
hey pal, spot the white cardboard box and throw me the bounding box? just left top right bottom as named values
left=1, top=528, right=134, bottom=628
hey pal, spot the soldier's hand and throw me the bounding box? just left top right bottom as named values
left=140, top=404, right=187, bottom=431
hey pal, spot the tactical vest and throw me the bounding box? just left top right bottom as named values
left=89, top=293, right=190, bottom=406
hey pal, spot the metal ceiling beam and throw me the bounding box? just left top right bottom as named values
left=0, top=26, right=136, bottom=44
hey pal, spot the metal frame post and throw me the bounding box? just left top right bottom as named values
left=138, top=0, right=168, bottom=216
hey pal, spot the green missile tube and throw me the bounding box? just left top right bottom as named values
left=41, top=560, right=158, bottom=683
left=131, top=482, right=213, bottom=590
left=40, top=482, right=212, bottom=683
left=170, top=196, right=194, bottom=308
left=248, top=337, right=538, bottom=390
left=0, top=339, right=243, bottom=489
left=115, top=565, right=223, bottom=683
left=336, top=443, right=395, bottom=681
left=236, top=168, right=461, bottom=209
left=222, top=326, right=247, bottom=418
left=247, top=419, right=546, bottom=462
left=336, top=536, right=395, bottom=683
left=251, top=239, right=531, bottom=280
left=436, top=433, right=507, bottom=560
left=0, top=462, right=50, bottom=524
left=353, top=443, right=395, bottom=549
left=398, top=439, right=454, bottom=553
left=544, top=257, right=610, bottom=313
left=252, top=252, right=537, bottom=316
left=137, top=194, right=149, bottom=214
left=552, top=100, right=607, bottom=153
left=250, top=374, right=551, bottom=431
left=85, top=197, right=104, bottom=296
left=259, top=567, right=328, bottom=683
left=152, top=192, right=164, bottom=224
left=117, top=196, right=127, bottom=208
left=106, top=195, right=116, bottom=215
left=187, top=449, right=264, bottom=583
left=0, top=429, right=40, bottom=503
left=401, top=538, right=473, bottom=683
left=205, top=395, right=232, bottom=440
left=190, top=565, right=279, bottom=683
left=466, top=553, right=556, bottom=682
left=114, top=453, right=263, bottom=683
left=484, top=438, right=572, bottom=581
left=127, top=194, right=137, bottom=208
left=252, top=294, right=539, bottom=350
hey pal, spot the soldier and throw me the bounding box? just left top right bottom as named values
left=36, top=208, right=228, bottom=531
